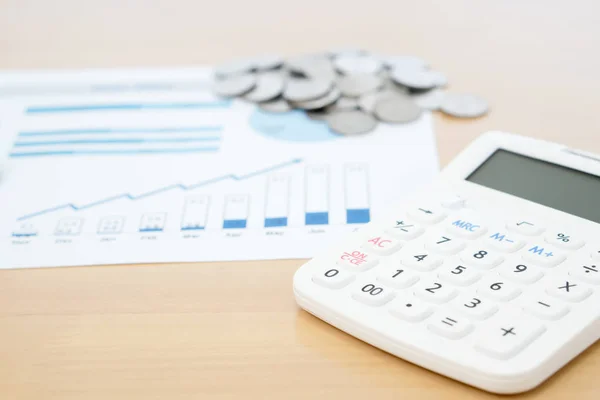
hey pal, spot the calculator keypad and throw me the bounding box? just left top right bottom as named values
left=308, top=195, right=597, bottom=362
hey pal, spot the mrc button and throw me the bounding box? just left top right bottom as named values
left=446, top=215, right=487, bottom=238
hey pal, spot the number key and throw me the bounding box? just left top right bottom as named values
left=476, top=273, right=522, bottom=301
left=424, top=234, right=466, bottom=255
left=460, top=247, right=503, bottom=269
left=313, top=267, right=356, bottom=289
left=451, top=292, right=498, bottom=320
left=438, top=264, right=482, bottom=286
left=414, top=280, right=457, bottom=304
left=352, top=282, right=396, bottom=306
left=376, top=267, right=419, bottom=289
left=497, top=262, right=543, bottom=284
left=400, top=250, right=443, bottom=272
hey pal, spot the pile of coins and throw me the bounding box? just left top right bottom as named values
left=212, top=50, right=489, bottom=136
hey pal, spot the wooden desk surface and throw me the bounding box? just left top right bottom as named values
left=1, top=1, right=599, bottom=398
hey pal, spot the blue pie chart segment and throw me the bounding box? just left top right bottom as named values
left=249, top=109, right=338, bottom=142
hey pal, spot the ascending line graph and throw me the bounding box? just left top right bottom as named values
left=17, top=158, right=303, bottom=221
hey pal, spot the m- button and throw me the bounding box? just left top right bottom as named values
left=446, top=214, right=487, bottom=238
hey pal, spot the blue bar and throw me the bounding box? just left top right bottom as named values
left=19, top=127, right=222, bottom=137
left=305, top=212, right=329, bottom=225
left=139, top=228, right=164, bottom=232
left=9, top=147, right=219, bottom=158
left=181, top=226, right=205, bottom=231
left=223, top=219, right=247, bottom=229
left=12, top=233, right=37, bottom=237
left=265, top=217, right=288, bottom=228
left=347, top=209, right=371, bottom=224
left=14, top=137, right=221, bottom=147
left=26, top=100, right=232, bottom=114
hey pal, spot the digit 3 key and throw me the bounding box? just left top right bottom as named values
left=294, top=131, right=600, bottom=394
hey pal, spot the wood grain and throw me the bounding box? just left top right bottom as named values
left=1, top=0, right=599, bottom=398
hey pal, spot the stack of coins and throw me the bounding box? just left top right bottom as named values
left=212, top=50, right=489, bottom=136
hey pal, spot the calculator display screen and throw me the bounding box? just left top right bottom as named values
left=467, top=149, right=600, bottom=223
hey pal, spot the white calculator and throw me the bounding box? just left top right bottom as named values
left=293, top=131, right=600, bottom=394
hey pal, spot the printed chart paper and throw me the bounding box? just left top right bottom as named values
left=0, top=67, right=439, bottom=269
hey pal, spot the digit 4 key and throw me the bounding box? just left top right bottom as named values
left=293, top=131, right=600, bottom=394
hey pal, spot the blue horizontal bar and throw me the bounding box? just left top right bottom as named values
left=27, top=100, right=232, bottom=114
left=12, top=232, right=38, bottom=237
left=139, top=228, right=164, bottom=232
left=19, top=127, right=223, bottom=137
left=9, top=147, right=219, bottom=158
left=223, top=219, right=247, bottom=229
left=347, top=209, right=370, bottom=224
left=305, top=212, right=329, bottom=225
left=265, top=217, right=288, bottom=228
left=14, top=137, right=221, bottom=147
left=181, top=226, right=205, bottom=231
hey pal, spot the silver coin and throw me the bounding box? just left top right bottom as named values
left=213, top=73, right=256, bottom=97
left=390, top=67, right=441, bottom=90
left=330, top=47, right=368, bottom=58
left=334, top=55, right=383, bottom=76
left=374, top=96, right=423, bottom=123
left=290, top=87, right=341, bottom=110
left=242, top=73, right=285, bottom=102
left=337, top=74, right=384, bottom=98
left=258, top=98, right=292, bottom=113
left=214, top=59, right=255, bottom=78
left=440, top=93, right=489, bottom=118
left=430, top=71, right=448, bottom=87
left=383, top=55, right=429, bottom=70
left=411, top=89, right=446, bottom=110
left=327, top=110, right=378, bottom=136
left=306, top=110, right=329, bottom=120
left=283, top=78, right=333, bottom=102
left=325, top=96, right=359, bottom=113
left=358, top=90, right=406, bottom=114
left=286, top=55, right=332, bottom=77
left=252, top=55, right=284, bottom=71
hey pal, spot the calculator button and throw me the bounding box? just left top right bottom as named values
left=440, top=195, right=466, bottom=210
left=569, top=263, right=600, bottom=285
left=336, top=249, right=378, bottom=272
left=376, top=267, right=419, bottom=289
left=424, top=234, right=466, bottom=255
left=544, top=231, right=584, bottom=250
left=521, top=295, right=570, bottom=320
left=546, top=277, right=592, bottom=302
left=438, top=264, right=482, bottom=286
left=362, top=234, right=403, bottom=255
left=407, top=206, right=447, bottom=224
left=474, top=317, right=546, bottom=360
left=445, top=214, right=487, bottom=239
left=486, top=231, right=525, bottom=253
left=400, top=251, right=443, bottom=272
left=427, top=313, right=474, bottom=339
left=476, top=274, right=522, bottom=301
left=497, top=262, right=543, bottom=284
left=313, top=267, right=356, bottom=289
left=506, top=220, right=545, bottom=236
left=460, top=248, right=504, bottom=269
left=451, top=293, right=498, bottom=320
left=414, top=280, right=458, bottom=304
left=389, top=295, right=433, bottom=322
left=385, top=219, right=425, bottom=240
left=352, top=282, right=396, bottom=306
left=522, top=244, right=566, bottom=267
